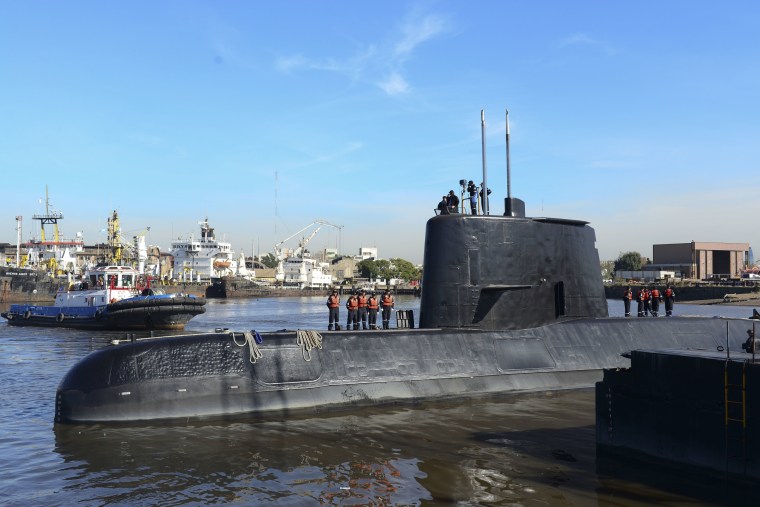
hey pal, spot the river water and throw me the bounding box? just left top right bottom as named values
left=1, top=296, right=757, bottom=506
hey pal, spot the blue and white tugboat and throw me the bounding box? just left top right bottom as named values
left=1, top=265, right=205, bottom=330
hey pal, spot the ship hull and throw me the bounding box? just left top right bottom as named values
left=55, top=316, right=754, bottom=423
left=2, top=295, right=205, bottom=331
left=0, top=267, right=63, bottom=303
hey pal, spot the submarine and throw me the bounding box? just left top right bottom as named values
left=55, top=111, right=758, bottom=424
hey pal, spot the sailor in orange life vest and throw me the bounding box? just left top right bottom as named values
left=664, top=284, right=676, bottom=316
left=622, top=286, right=633, bottom=317
left=650, top=286, right=663, bottom=317
left=326, top=289, right=340, bottom=331
left=367, top=292, right=380, bottom=329
left=357, top=289, right=369, bottom=330
left=346, top=292, right=359, bottom=330
left=642, top=287, right=652, bottom=316
left=381, top=289, right=395, bottom=329
left=636, top=287, right=646, bottom=317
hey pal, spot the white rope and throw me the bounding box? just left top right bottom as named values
left=296, top=329, right=323, bottom=361
left=233, top=331, right=263, bottom=363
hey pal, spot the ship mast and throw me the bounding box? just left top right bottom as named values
left=32, top=185, right=63, bottom=244
left=15, top=216, right=22, bottom=267
left=480, top=110, right=490, bottom=216
left=107, top=210, right=123, bottom=264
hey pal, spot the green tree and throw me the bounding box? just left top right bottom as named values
left=358, top=257, right=421, bottom=281
left=357, top=259, right=382, bottom=279
left=390, top=258, right=421, bottom=282
left=259, top=253, right=279, bottom=269
left=614, top=251, right=643, bottom=272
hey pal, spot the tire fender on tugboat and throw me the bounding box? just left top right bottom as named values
left=23, top=310, right=31, bottom=320
left=56, top=313, right=65, bottom=323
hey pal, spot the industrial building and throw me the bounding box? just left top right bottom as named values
left=651, top=241, right=750, bottom=280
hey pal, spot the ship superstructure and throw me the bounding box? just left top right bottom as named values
left=170, top=218, right=237, bottom=283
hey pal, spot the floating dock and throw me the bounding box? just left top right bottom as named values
left=596, top=329, right=760, bottom=482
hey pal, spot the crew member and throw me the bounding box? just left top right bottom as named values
left=346, top=292, right=359, bottom=330
left=446, top=190, right=459, bottom=214
left=636, top=287, right=646, bottom=317
left=643, top=287, right=651, bottom=316
left=367, top=292, right=380, bottom=329
left=742, top=329, right=756, bottom=353
left=437, top=196, right=449, bottom=215
left=326, top=289, right=340, bottom=330
left=664, top=284, right=676, bottom=316
left=479, top=184, right=492, bottom=214
left=381, top=289, right=395, bottom=329
left=650, top=286, right=662, bottom=317
left=467, top=180, right=478, bottom=215
left=622, top=286, right=633, bottom=317
left=357, top=289, right=369, bottom=330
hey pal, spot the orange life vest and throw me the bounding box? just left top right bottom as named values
left=367, top=297, right=379, bottom=310
left=382, top=294, right=394, bottom=307
left=346, top=297, right=358, bottom=310
left=327, top=295, right=339, bottom=308
left=651, top=289, right=661, bottom=299
left=665, top=288, right=674, bottom=298
left=623, top=290, right=632, bottom=300
left=357, top=295, right=368, bottom=308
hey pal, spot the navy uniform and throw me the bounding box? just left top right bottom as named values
left=623, top=287, right=633, bottom=317
left=664, top=285, right=676, bottom=316
left=326, top=290, right=340, bottom=330
left=346, top=293, right=359, bottom=330
left=367, top=293, right=379, bottom=329
left=381, top=290, right=394, bottom=329
left=357, top=290, right=369, bottom=330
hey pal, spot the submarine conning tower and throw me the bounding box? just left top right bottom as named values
left=418, top=197, right=608, bottom=330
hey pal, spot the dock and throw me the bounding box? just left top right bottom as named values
left=596, top=336, right=760, bottom=482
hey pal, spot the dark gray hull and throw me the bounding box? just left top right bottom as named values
left=55, top=316, right=755, bottom=423
left=0, top=266, right=62, bottom=303
left=596, top=347, right=760, bottom=481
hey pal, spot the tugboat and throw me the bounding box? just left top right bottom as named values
left=2, top=265, right=205, bottom=330
left=54, top=111, right=758, bottom=423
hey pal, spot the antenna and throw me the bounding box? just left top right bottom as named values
left=502, top=108, right=525, bottom=217
left=480, top=110, right=489, bottom=216
left=506, top=109, right=511, bottom=200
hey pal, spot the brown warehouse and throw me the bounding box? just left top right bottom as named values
left=652, top=241, right=750, bottom=280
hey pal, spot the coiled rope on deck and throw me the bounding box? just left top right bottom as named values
left=233, top=330, right=264, bottom=363
left=296, top=329, right=323, bottom=361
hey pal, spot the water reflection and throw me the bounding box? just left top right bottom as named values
left=53, top=390, right=732, bottom=506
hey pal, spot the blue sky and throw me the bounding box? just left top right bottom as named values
left=2, top=1, right=759, bottom=264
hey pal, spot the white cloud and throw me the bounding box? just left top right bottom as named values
left=275, top=54, right=308, bottom=73
left=394, top=14, right=447, bottom=58
left=378, top=72, right=410, bottom=95
left=559, top=32, right=617, bottom=55
left=274, top=9, right=448, bottom=96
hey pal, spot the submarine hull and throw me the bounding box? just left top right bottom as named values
left=56, top=317, right=754, bottom=423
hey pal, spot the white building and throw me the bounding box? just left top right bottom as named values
left=358, top=247, right=377, bottom=260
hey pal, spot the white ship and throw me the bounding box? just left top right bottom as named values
left=171, top=218, right=239, bottom=283
left=278, top=254, right=332, bottom=289
left=274, top=220, right=339, bottom=289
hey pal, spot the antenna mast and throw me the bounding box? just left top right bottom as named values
left=503, top=108, right=525, bottom=217
left=480, top=110, right=490, bottom=216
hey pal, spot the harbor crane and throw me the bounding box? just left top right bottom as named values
left=274, top=220, right=342, bottom=283
left=274, top=219, right=342, bottom=261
